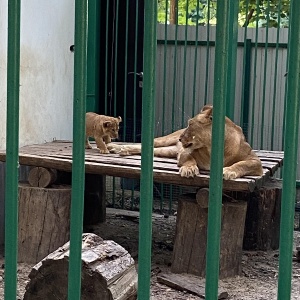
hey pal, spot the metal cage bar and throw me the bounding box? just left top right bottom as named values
left=205, top=0, right=238, bottom=298
left=137, top=0, right=157, bottom=298
left=4, top=1, right=21, bottom=299
left=67, top=0, right=88, bottom=299
left=277, top=0, right=300, bottom=298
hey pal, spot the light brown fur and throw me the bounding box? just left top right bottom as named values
left=86, top=112, right=122, bottom=154
left=107, top=105, right=263, bottom=179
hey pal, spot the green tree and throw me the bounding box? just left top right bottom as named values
left=157, top=0, right=290, bottom=28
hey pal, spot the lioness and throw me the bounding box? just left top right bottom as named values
left=108, top=105, right=263, bottom=179
left=86, top=112, right=122, bottom=154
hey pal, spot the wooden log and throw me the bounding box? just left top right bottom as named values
left=171, top=194, right=247, bottom=278
left=24, top=233, right=138, bottom=300
left=230, top=178, right=282, bottom=250
left=196, top=188, right=209, bottom=208
left=28, top=167, right=57, bottom=188
left=18, top=183, right=71, bottom=264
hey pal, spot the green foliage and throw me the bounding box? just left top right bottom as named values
left=157, top=0, right=290, bottom=28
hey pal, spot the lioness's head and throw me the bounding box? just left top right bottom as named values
left=103, top=116, right=122, bottom=139
left=179, top=105, right=213, bottom=151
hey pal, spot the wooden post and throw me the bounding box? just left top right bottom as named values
left=18, top=183, right=71, bottom=264
left=84, top=173, right=106, bottom=224
left=56, top=171, right=106, bottom=224
left=171, top=191, right=247, bottom=278
left=228, top=179, right=282, bottom=250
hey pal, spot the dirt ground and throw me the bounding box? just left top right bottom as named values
left=0, top=208, right=300, bottom=300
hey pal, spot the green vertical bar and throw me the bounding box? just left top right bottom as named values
left=104, top=1, right=110, bottom=114
left=277, top=0, right=300, bottom=298
left=86, top=0, right=100, bottom=113
left=68, top=0, right=88, bottom=299
left=205, top=0, right=234, bottom=299
left=249, top=0, right=260, bottom=146
left=5, top=1, right=21, bottom=299
left=192, top=0, right=200, bottom=115
left=260, top=0, right=270, bottom=148
left=171, top=0, right=178, bottom=131
left=204, top=0, right=210, bottom=104
left=271, top=0, right=282, bottom=150
left=180, top=0, right=189, bottom=126
left=225, top=0, right=238, bottom=119
left=241, top=39, right=252, bottom=139
left=137, top=0, right=157, bottom=299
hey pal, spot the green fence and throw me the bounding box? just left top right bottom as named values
left=4, top=0, right=300, bottom=299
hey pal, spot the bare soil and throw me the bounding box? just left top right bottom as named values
left=0, top=208, right=300, bottom=299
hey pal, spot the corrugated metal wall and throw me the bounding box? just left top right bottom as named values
left=155, top=25, right=297, bottom=177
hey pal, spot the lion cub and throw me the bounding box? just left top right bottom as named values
left=86, top=112, right=122, bottom=154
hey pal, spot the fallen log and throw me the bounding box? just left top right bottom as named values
left=24, top=233, right=137, bottom=300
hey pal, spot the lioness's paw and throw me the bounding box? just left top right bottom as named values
left=223, top=167, right=238, bottom=180
left=99, top=149, right=110, bottom=154
left=85, top=144, right=93, bottom=149
left=179, top=165, right=199, bottom=178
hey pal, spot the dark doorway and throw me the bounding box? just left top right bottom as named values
left=98, top=0, right=145, bottom=142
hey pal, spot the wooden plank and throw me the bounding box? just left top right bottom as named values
left=157, top=273, right=228, bottom=299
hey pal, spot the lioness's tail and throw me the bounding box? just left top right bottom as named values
left=154, top=129, right=184, bottom=147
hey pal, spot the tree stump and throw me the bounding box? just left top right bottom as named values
left=18, top=183, right=71, bottom=263
left=28, top=167, right=58, bottom=188
left=171, top=191, right=247, bottom=278
left=24, top=233, right=138, bottom=300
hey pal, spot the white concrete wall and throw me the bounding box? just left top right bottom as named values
left=0, top=0, right=75, bottom=245
left=0, top=0, right=75, bottom=149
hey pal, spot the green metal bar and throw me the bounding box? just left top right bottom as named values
left=260, top=0, right=270, bottom=148
left=192, top=0, right=200, bottom=115
left=271, top=0, right=282, bottom=150
left=205, top=0, right=234, bottom=298
left=204, top=0, right=211, bottom=104
left=113, top=0, right=119, bottom=115
left=225, top=0, right=238, bottom=119
left=171, top=0, right=179, bottom=131
left=133, top=0, right=139, bottom=142
left=181, top=0, right=189, bottom=126
left=249, top=0, right=260, bottom=146
left=86, top=0, right=100, bottom=113
left=5, top=1, right=21, bottom=299
left=240, top=0, right=249, bottom=130
left=162, top=0, right=168, bottom=136
left=137, top=0, right=157, bottom=299
left=122, top=0, right=129, bottom=141
left=277, top=0, right=300, bottom=298
left=67, top=0, right=88, bottom=299
left=241, top=39, right=252, bottom=139
left=104, top=1, right=110, bottom=114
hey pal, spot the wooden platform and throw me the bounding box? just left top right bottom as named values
left=0, top=140, right=284, bottom=192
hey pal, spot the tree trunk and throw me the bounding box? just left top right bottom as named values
left=24, top=233, right=138, bottom=300
left=18, top=183, right=71, bottom=263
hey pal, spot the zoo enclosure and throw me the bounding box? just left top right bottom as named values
left=3, top=0, right=300, bottom=300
